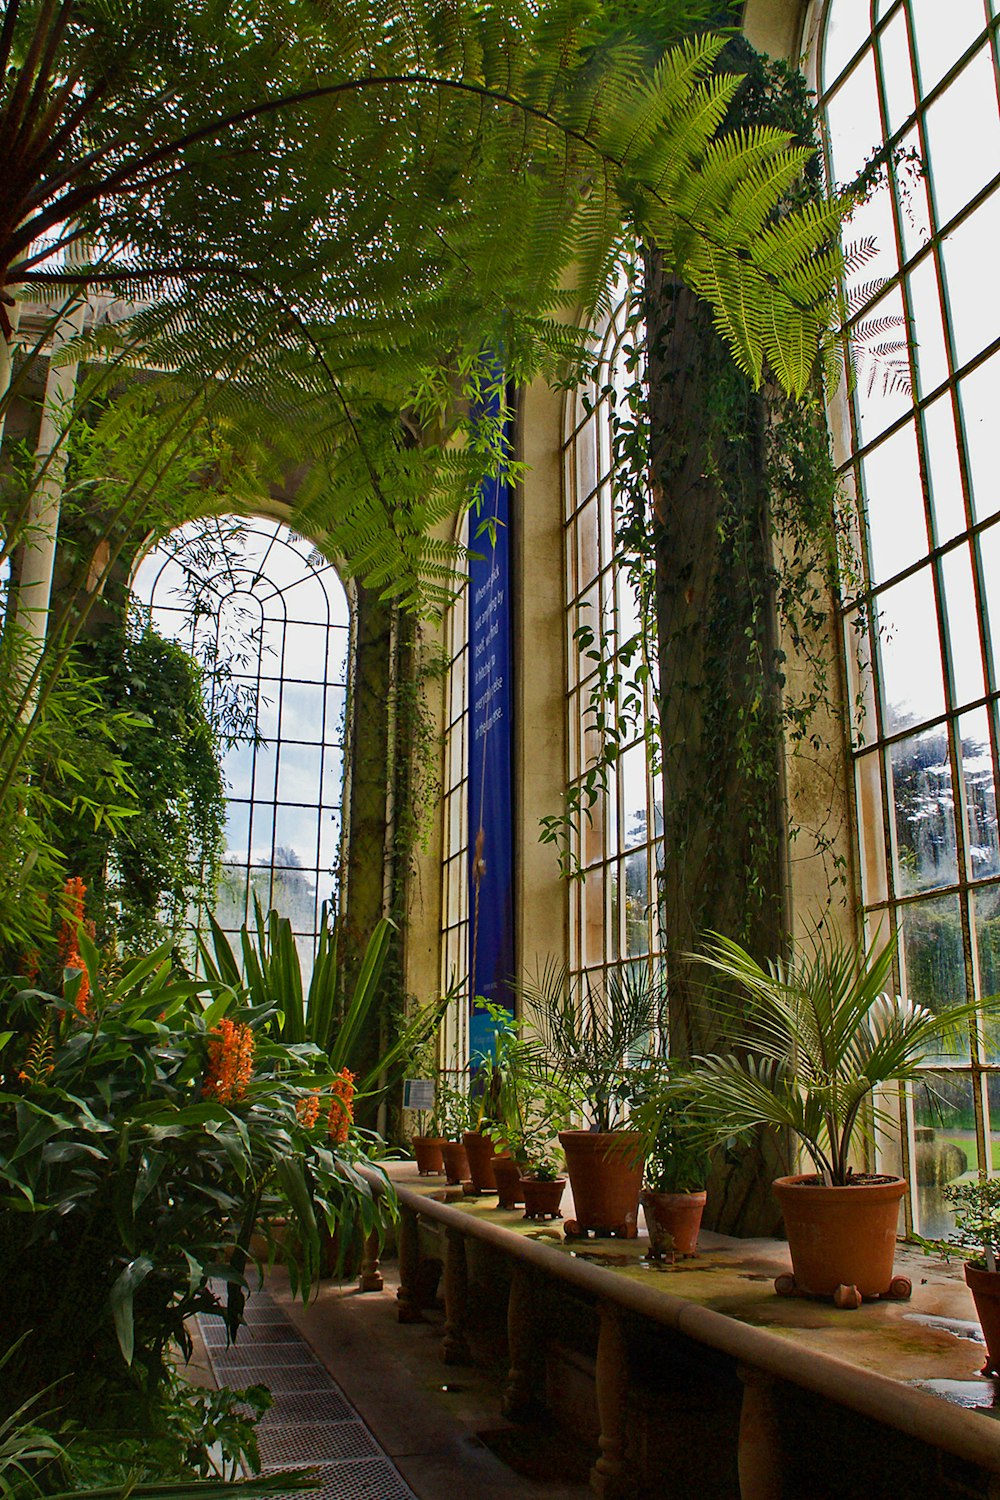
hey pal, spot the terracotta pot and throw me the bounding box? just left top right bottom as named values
left=441, top=1139, right=471, bottom=1185
left=520, top=1175, right=567, bottom=1220
left=492, top=1154, right=525, bottom=1208
left=964, top=1262, right=1000, bottom=1375
left=412, top=1136, right=447, bottom=1175
left=462, top=1130, right=499, bottom=1192
left=558, top=1130, right=645, bottom=1237
left=772, top=1173, right=907, bottom=1298
left=641, top=1188, right=707, bottom=1258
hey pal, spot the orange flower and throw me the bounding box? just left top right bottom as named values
left=58, top=877, right=87, bottom=965
left=58, top=877, right=90, bottom=1016
left=19, top=949, right=40, bottom=986
left=326, top=1069, right=355, bottom=1144
left=202, top=1018, right=255, bottom=1104
left=17, top=1023, right=54, bottom=1085
left=296, top=1090, right=321, bottom=1128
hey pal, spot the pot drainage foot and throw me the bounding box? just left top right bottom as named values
left=564, top=1220, right=639, bottom=1240
left=773, top=1274, right=912, bottom=1306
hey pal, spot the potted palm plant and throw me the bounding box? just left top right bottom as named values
left=680, top=927, right=994, bottom=1305
left=521, top=964, right=663, bottom=1238
left=944, top=1177, right=1000, bottom=1374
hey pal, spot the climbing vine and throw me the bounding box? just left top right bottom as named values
left=539, top=49, right=859, bottom=929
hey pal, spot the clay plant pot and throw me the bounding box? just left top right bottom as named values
left=558, top=1130, right=645, bottom=1238
left=462, top=1130, right=499, bottom=1192
left=492, top=1154, right=525, bottom=1209
left=412, top=1136, right=447, bottom=1175
left=772, top=1173, right=908, bottom=1300
left=520, top=1175, right=567, bottom=1221
left=641, top=1188, right=707, bottom=1258
left=441, top=1140, right=471, bottom=1185
left=964, top=1262, right=1000, bottom=1375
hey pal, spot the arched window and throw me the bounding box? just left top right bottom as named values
left=816, top=0, right=1000, bottom=1231
left=133, top=515, right=350, bottom=979
left=563, top=292, right=665, bottom=990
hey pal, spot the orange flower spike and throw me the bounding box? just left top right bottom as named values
left=326, top=1068, right=355, bottom=1144
left=203, top=1018, right=255, bottom=1104
left=296, top=1090, right=321, bottom=1128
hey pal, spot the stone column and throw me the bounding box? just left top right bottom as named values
left=442, top=1225, right=472, bottom=1364
left=503, top=1263, right=544, bottom=1420
left=737, top=1364, right=786, bottom=1500
left=396, top=1204, right=425, bottom=1324
left=591, top=1301, right=629, bottom=1500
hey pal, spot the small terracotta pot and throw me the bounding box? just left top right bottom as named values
left=412, top=1136, right=447, bottom=1175
left=965, top=1262, right=1000, bottom=1375
left=641, top=1188, right=707, bottom=1258
left=559, top=1130, right=645, bottom=1237
left=772, top=1173, right=907, bottom=1298
left=462, top=1130, right=499, bottom=1192
left=441, top=1139, right=470, bottom=1185
left=492, top=1154, right=525, bottom=1208
left=520, top=1175, right=566, bottom=1220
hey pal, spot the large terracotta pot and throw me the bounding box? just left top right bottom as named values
left=412, top=1136, right=447, bottom=1175
left=520, top=1175, right=567, bottom=1220
left=641, top=1188, right=707, bottom=1258
left=462, top=1131, right=499, bottom=1192
left=964, top=1262, right=1000, bottom=1375
left=558, top=1130, right=645, bottom=1238
left=441, top=1140, right=471, bottom=1185
left=492, top=1154, right=525, bottom=1208
left=772, top=1174, right=908, bottom=1299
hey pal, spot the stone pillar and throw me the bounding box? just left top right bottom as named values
left=396, top=1205, right=425, bottom=1324
left=591, top=1301, right=629, bottom=1500
left=442, top=1225, right=472, bottom=1365
left=737, top=1364, right=786, bottom=1500
left=503, top=1263, right=544, bottom=1420
left=358, top=1228, right=384, bottom=1293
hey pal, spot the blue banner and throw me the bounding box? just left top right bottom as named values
left=468, top=387, right=515, bottom=1064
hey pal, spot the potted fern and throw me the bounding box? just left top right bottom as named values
left=521, top=964, right=662, bottom=1238
left=679, top=927, right=995, bottom=1304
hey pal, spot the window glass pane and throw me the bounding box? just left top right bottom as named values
left=249, top=802, right=275, bottom=863
left=889, top=728, right=957, bottom=894
left=941, top=190, right=1000, bottom=368
left=961, top=710, right=1000, bottom=880
left=911, top=0, right=990, bottom=102
left=906, top=256, right=948, bottom=396
left=896, top=127, right=932, bottom=260
left=821, top=8, right=873, bottom=86
left=856, top=750, right=889, bottom=904
left=922, top=394, right=967, bottom=544
left=277, top=742, right=321, bottom=804
left=861, top=422, right=925, bottom=585
left=925, top=47, right=1000, bottom=229
left=624, top=851, right=649, bottom=957
left=620, top=742, right=648, bottom=850
left=941, top=545, right=985, bottom=709
left=958, top=353, right=1000, bottom=523
left=876, top=569, right=945, bottom=731
left=903, top=892, right=969, bottom=1040
left=854, top=285, right=912, bottom=446
left=282, top=622, right=328, bottom=681
left=912, top=1074, right=978, bottom=1236
left=879, top=9, right=915, bottom=134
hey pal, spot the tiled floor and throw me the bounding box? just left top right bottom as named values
left=195, top=1266, right=591, bottom=1500
left=198, top=1289, right=420, bottom=1500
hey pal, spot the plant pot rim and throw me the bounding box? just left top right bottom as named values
left=641, top=1187, right=708, bottom=1203
left=965, top=1258, right=999, bottom=1282
left=773, top=1172, right=908, bottom=1201
left=518, top=1173, right=566, bottom=1185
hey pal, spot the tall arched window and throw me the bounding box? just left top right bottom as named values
left=133, top=515, right=350, bottom=978
left=562, top=293, right=665, bottom=990
left=816, top=0, right=1000, bottom=1231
